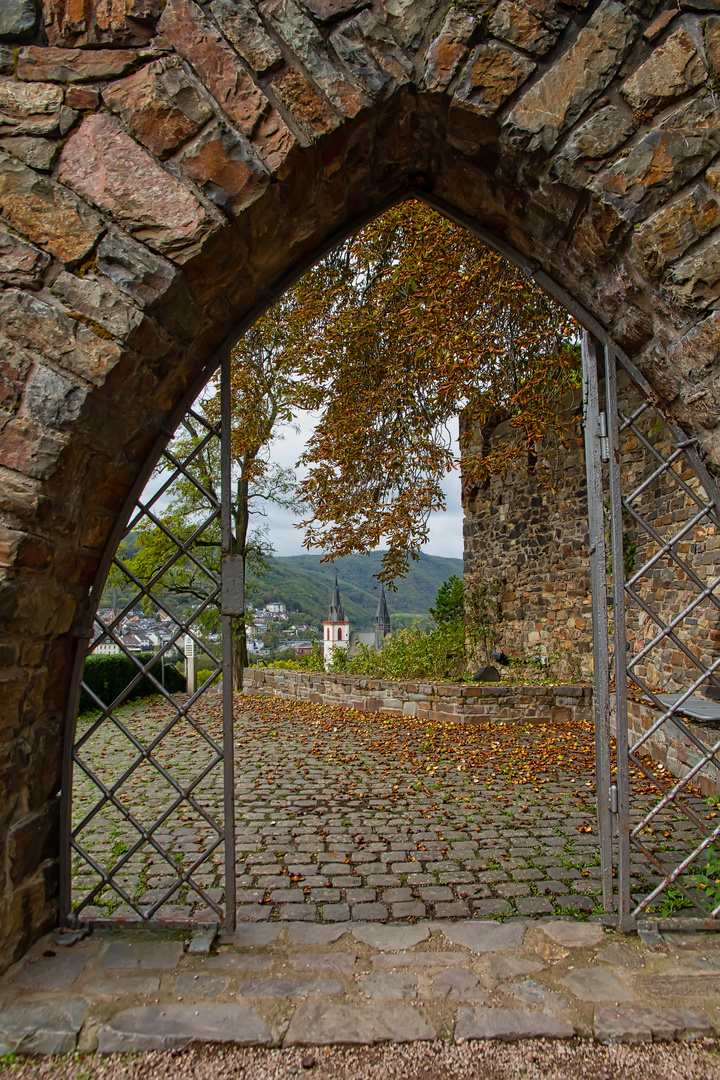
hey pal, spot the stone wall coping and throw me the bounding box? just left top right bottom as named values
left=244, top=668, right=592, bottom=700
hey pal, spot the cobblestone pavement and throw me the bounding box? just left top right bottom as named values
left=71, top=695, right=713, bottom=924
left=1, top=918, right=720, bottom=1056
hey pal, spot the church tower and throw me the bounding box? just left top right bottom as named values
left=323, top=572, right=350, bottom=667
left=374, top=584, right=391, bottom=650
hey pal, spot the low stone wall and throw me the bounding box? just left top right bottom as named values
left=243, top=668, right=593, bottom=725
left=627, top=699, right=720, bottom=798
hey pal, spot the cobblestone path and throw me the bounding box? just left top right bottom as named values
left=71, top=695, right=712, bottom=923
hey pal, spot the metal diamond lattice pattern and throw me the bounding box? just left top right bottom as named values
left=68, top=404, right=231, bottom=927
left=585, top=336, right=720, bottom=931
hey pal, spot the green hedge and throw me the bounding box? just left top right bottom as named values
left=79, top=652, right=186, bottom=713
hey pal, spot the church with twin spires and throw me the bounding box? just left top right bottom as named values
left=323, top=572, right=391, bottom=667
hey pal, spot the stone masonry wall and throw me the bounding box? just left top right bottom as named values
left=243, top=666, right=594, bottom=725
left=1, top=0, right=720, bottom=969
left=463, top=372, right=720, bottom=693
left=625, top=698, right=720, bottom=798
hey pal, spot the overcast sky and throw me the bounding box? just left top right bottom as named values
left=260, top=411, right=464, bottom=560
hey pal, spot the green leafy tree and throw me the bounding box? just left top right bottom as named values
left=430, top=575, right=465, bottom=626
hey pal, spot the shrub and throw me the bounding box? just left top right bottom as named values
left=79, top=652, right=186, bottom=712
left=196, top=668, right=221, bottom=687
left=330, top=621, right=467, bottom=681
left=296, top=643, right=325, bottom=672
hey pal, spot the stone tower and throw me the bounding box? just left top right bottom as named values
left=374, top=584, right=391, bottom=650
left=323, top=572, right=350, bottom=667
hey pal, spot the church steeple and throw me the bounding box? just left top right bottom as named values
left=374, top=583, right=391, bottom=649
left=323, top=571, right=349, bottom=667
left=328, top=571, right=344, bottom=623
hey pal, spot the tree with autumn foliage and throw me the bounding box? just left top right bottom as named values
left=271, top=199, right=579, bottom=583
left=116, top=200, right=578, bottom=687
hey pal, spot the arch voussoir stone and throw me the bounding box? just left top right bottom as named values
left=0, top=0, right=719, bottom=967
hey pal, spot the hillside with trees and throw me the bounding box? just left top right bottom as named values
left=254, top=551, right=463, bottom=631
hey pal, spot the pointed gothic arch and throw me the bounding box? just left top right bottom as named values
left=1, top=0, right=720, bottom=967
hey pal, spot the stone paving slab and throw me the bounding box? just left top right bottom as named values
left=96, top=1004, right=272, bottom=1053
left=1, top=916, right=720, bottom=1055
left=284, top=1002, right=437, bottom=1045
left=0, top=999, right=88, bottom=1056
left=455, top=1006, right=575, bottom=1041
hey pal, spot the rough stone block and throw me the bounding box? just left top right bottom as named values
left=17, top=46, right=137, bottom=82
left=561, top=967, right=632, bottom=1002
left=423, top=8, right=476, bottom=92
left=664, top=230, right=720, bottom=307
left=0, top=150, right=102, bottom=262
left=373, top=952, right=468, bottom=970
left=103, top=58, right=214, bottom=160
left=594, top=1005, right=713, bottom=1043
left=51, top=271, right=145, bottom=341
left=14, top=951, right=87, bottom=989
left=0, top=81, right=66, bottom=138
left=505, top=1, right=638, bottom=151
left=290, top=953, right=356, bottom=974
left=95, top=229, right=179, bottom=308
left=271, top=67, right=338, bottom=140
left=0, top=0, right=37, bottom=39
left=1, top=137, right=59, bottom=172
left=592, top=97, right=720, bottom=220
left=488, top=0, right=568, bottom=56
left=58, top=114, right=219, bottom=262
left=351, top=924, right=429, bottom=950
left=0, top=224, right=51, bottom=287
left=179, top=120, right=269, bottom=215
left=541, top=921, right=604, bottom=947
left=85, top=976, right=160, bottom=996
left=622, top=28, right=705, bottom=113
left=0, top=288, right=121, bottom=386
left=440, top=920, right=527, bottom=953
left=632, top=183, right=720, bottom=277
left=159, top=0, right=270, bottom=137
left=209, top=0, right=283, bottom=74
left=44, top=0, right=161, bottom=47
left=261, top=0, right=366, bottom=117
left=329, top=9, right=413, bottom=99
left=238, top=976, right=344, bottom=997
left=359, top=972, right=418, bottom=1000
left=101, top=940, right=185, bottom=969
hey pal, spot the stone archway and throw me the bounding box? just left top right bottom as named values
left=1, top=0, right=719, bottom=970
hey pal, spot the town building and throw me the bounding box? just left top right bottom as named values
left=324, top=575, right=392, bottom=666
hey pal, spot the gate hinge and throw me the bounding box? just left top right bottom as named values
left=599, top=412, right=610, bottom=462
left=609, top=782, right=618, bottom=814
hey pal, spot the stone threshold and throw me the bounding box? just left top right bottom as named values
left=0, top=917, right=717, bottom=1056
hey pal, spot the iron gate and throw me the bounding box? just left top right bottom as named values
left=59, top=354, right=237, bottom=933
left=583, top=332, right=720, bottom=931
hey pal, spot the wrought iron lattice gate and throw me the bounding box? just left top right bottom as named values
left=60, top=354, right=238, bottom=933
left=584, top=332, right=720, bottom=931
left=59, top=316, right=720, bottom=934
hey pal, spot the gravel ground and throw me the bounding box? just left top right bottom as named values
left=2, top=1040, right=720, bottom=1080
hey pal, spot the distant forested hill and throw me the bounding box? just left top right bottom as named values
left=253, top=551, right=463, bottom=630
